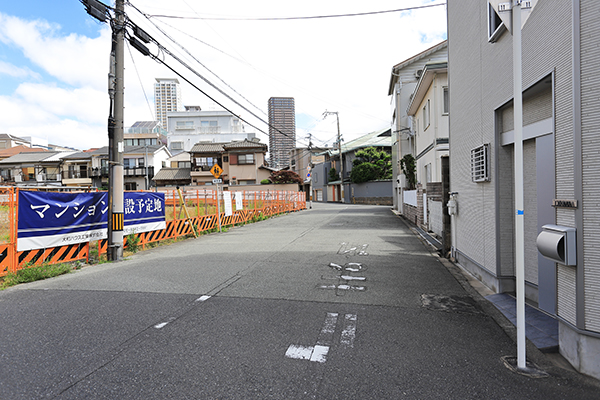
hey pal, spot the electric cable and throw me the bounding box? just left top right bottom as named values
left=147, top=3, right=447, bottom=21
left=126, top=2, right=303, bottom=145
left=125, top=40, right=155, bottom=120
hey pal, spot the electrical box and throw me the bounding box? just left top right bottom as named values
left=536, top=224, right=576, bottom=266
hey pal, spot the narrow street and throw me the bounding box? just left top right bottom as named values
left=0, top=203, right=598, bottom=399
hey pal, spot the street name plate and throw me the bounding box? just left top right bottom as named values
left=212, top=179, right=222, bottom=184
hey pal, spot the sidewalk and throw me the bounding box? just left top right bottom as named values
left=408, top=218, right=560, bottom=353
left=486, top=293, right=559, bottom=352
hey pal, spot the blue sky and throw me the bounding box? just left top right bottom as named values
left=0, top=1, right=447, bottom=150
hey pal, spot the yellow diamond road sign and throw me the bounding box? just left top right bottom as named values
left=210, top=164, right=223, bottom=178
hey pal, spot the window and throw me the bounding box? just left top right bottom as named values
left=488, top=2, right=505, bottom=43
left=176, top=121, right=194, bottom=130
left=423, top=100, right=430, bottom=130
left=138, top=158, right=145, bottom=167
left=443, top=87, right=449, bottom=114
left=424, top=163, right=432, bottom=183
left=471, top=144, right=490, bottom=182
left=171, top=141, right=183, bottom=150
left=238, top=154, right=255, bottom=165
left=178, top=161, right=191, bottom=168
left=123, top=158, right=134, bottom=168
left=195, top=157, right=216, bottom=170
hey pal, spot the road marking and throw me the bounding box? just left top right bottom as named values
left=341, top=314, right=357, bottom=348
left=195, top=295, right=212, bottom=302
left=317, top=312, right=338, bottom=345
left=310, top=345, right=330, bottom=363
left=286, top=312, right=358, bottom=363
left=154, top=322, right=169, bottom=329
left=340, top=275, right=366, bottom=281
left=285, top=345, right=314, bottom=361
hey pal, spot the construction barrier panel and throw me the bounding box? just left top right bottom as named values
left=0, top=187, right=305, bottom=277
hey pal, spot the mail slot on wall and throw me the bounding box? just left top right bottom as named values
left=536, top=224, right=576, bottom=266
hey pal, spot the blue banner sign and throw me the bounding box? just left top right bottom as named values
left=17, top=191, right=166, bottom=251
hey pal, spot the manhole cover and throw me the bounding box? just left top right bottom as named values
left=421, top=294, right=480, bottom=314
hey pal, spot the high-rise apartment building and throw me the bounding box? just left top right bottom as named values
left=154, top=78, right=184, bottom=129
left=268, top=97, right=295, bottom=169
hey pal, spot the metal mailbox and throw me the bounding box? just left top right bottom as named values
left=536, top=224, right=576, bottom=266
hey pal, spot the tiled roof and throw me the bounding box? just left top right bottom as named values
left=223, top=139, right=267, bottom=150
left=61, top=146, right=108, bottom=160
left=0, top=145, right=47, bottom=158
left=153, top=168, right=191, bottom=181
left=0, top=151, right=59, bottom=164
left=190, top=143, right=225, bottom=153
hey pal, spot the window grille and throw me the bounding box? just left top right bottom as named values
left=471, top=144, right=490, bottom=182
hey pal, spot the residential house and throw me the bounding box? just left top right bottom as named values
left=0, top=146, right=47, bottom=162
left=123, top=144, right=171, bottom=191
left=448, top=0, right=600, bottom=379
left=289, top=146, right=329, bottom=199
left=0, top=151, right=74, bottom=186
left=124, top=121, right=168, bottom=147
left=60, top=147, right=109, bottom=188
left=189, top=139, right=269, bottom=186
left=167, top=109, right=255, bottom=153
left=406, top=60, right=450, bottom=242
left=388, top=41, right=448, bottom=211
left=0, top=133, right=31, bottom=150
left=312, top=128, right=392, bottom=204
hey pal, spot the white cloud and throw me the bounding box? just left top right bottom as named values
left=0, top=13, right=111, bottom=90
left=0, top=60, right=41, bottom=80
left=0, top=1, right=447, bottom=151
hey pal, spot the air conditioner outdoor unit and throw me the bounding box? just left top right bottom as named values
left=37, top=173, right=46, bottom=181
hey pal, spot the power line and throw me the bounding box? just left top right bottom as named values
left=125, top=40, right=154, bottom=120
left=147, top=3, right=447, bottom=21
left=125, top=2, right=311, bottom=148
left=128, top=2, right=266, bottom=118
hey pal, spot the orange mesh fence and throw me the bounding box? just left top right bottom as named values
left=1, top=187, right=305, bottom=275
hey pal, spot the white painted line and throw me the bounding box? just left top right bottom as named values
left=195, top=295, right=212, bottom=302
left=341, top=314, right=357, bottom=348
left=285, top=345, right=313, bottom=360
left=154, top=322, right=169, bottom=329
left=340, top=275, right=366, bottom=281
left=317, top=313, right=338, bottom=345
left=310, top=345, right=330, bottom=363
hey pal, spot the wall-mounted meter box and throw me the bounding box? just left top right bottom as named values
left=536, top=224, right=576, bottom=266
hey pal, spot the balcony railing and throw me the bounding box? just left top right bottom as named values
left=124, top=166, right=154, bottom=177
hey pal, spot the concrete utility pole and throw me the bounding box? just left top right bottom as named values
left=107, top=0, right=125, bottom=261
left=306, top=133, right=313, bottom=209
left=323, top=111, right=344, bottom=203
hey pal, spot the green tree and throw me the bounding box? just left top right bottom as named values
left=349, top=147, right=392, bottom=183
left=328, top=167, right=338, bottom=182
left=399, top=154, right=417, bottom=190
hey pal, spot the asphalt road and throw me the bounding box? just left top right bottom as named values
left=1, top=203, right=598, bottom=399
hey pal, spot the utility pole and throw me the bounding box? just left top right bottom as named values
left=323, top=111, right=344, bottom=203
left=306, top=133, right=313, bottom=209
left=107, top=0, right=125, bottom=261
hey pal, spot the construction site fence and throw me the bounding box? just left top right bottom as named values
left=0, top=187, right=306, bottom=277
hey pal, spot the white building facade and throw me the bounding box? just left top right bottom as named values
left=166, top=110, right=255, bottom=153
